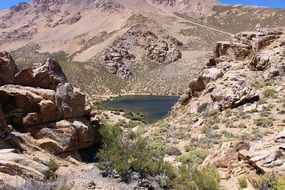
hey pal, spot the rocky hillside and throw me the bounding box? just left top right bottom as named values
left=150, top=0, right=218, bottom=17
left=143, top=28, right=285, bottom=189
left=1, top=0, right=285, bottom=97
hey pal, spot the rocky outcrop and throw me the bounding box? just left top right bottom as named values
left=0, top=52, right=19, bottom=84
left=65, top=12, right=81, bottom=25
left=101, top=23, right=183, bottom=79
left=210, top=70, right=259, bottom=110
left=205, top=128, right=285, bottom=178
left=178, top=28, right=284, bottom=111
left=0, top=52, right=100, bottom=157
left=172, top=28, right=285, bottom=189
left=150, top=0, right=217, bottom=17
left=14, top=58, right=67, bottom=89
left=179, top=68, right=224, bottom=105
left=102, top=46, right=133, bottom=79
left=215, top=28, right=283, bottom=62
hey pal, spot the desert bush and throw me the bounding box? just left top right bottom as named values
left=98, top=124, right=175, bottom=183
left=123, top=112, right=145, bottom=123
left=175, top=148, right=209, bottom=165
left=47, top=159, right=59, bottom=172
left=99, top=124, right=221, bottom=189
left=272, top=175, right=285, bottom=190
left=263, top=88, right=276, bottom=98
left=171, top=165, right=221, bottom=190
left=247, top=174, right=285, bottom=190
left=255, top=117, right=273, bottom=128
left=238, top=177, right=248, bottom=189
left=166, top=146, right=182, bottom=156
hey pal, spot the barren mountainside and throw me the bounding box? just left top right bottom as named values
left=1, top=0, right=285, bottom=98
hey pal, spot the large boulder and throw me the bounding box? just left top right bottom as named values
left=249, top=52, right=270, bottom=71
left=211, top=80, right=259, bottom=110
left=55, top=83, right=88, bottom=118
left=0, top=151, right=54, bottom=189
left=14, top=58, right=67, bottom=90
left=189, top=68, right=223, bottom=96
left=215, top=41, right=231, bottom=58
left=0, top=51, right=19, bottom=84
left=204, top=141, right=250, bottom=169
left=24, top=118, right=99, bottom=155
left=0, top=85, right=59, bottom=127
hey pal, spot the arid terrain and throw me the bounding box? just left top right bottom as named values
left=1, top=0, right=285, bottom=190
left=2, top=0, right=285, bottom=98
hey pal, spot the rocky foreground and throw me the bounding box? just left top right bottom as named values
left=0, top=52, right=111, bottom=189
left=157, top=28, right=285, bottom=189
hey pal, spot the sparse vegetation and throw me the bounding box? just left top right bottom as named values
left=47, top=159, right=59, bottom=172
left=123, top=111, right=146, bottom=123
left=263, top=88, right=276, bottom=98
left=238, top=177, right=248, bottom=189
left=175, top=148, right=209, bottom=165
left=98, top=124, right=175, bottom=183
left=255, top=117, right=273, bottom=128
left=171, top=165, right=221, bottom=190
left=248, top=174, right=285, bottom=190
left=98, top=124, right=221, bottom=188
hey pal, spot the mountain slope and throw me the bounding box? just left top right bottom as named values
left=1, top=0, right=285, bottom=99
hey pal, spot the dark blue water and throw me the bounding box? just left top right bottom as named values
left=103, top=95, right=179, bottom=123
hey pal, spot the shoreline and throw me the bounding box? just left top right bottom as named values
left=91, top=93, right=181, bottom=102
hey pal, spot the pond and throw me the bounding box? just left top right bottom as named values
left=102, top=95, right=179, bottom=123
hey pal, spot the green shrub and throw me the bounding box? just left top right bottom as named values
left=123, top=112, right=145, bottom=123
left=193, top=165, right=221, bottom=190
left=272, top=175, right=285, bottom=190
left=197, top=103, right=209, bottom=113
left=47, top=159, right=59, bottom=172
left=255, top=117, right=273, bottom=128
left=166, top=146, right=182, bottom=156
left=238, top=177, right=248, bottom=189
left=171, top=165, right=221, bottom=190
left=263, top=88, right=276, bottom=98
left=175, top=148, right=209, bottom=165
left=98, top=124, right=175, bottom=183
left=247, top=174, right=285, bottom=190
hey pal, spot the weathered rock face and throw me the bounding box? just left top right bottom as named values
left=210, top=70, right=259, bottom=110
left=215, top=28, right=283, bottom=62
left=14, top=58, right=67, bottom=90
left=178, top=68, right=224, bottom=105
left=0, top=52, right=19, bottom=84
left=205, top=128, right=285, bottom=178
left=0, top=52, right=100, bottom=157
left=101, top=23, right=183, bottom=79
left=102, top=46, right=133, bottom=79
left=177, top=28, right=284, bottom=112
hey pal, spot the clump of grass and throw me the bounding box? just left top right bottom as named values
left=248, top=174, right=285, bottom=190
left=263, top=88, right=276, bottom=98
left=175, top=148, right=209, bottom=165
left=272, top=175, right=285, bottom=190
left=238, top=177, right=248, bottom=189
left=255, top=117, right=273, bottom=128
left=47, top=159, right=59, bottom=172
left=171, top=165, right=221, bottom=190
